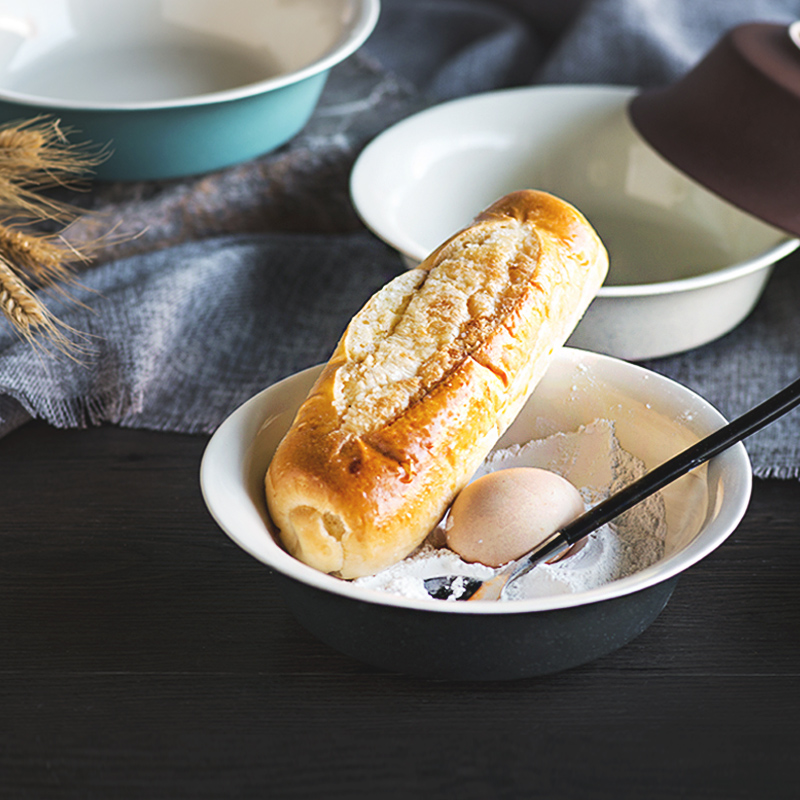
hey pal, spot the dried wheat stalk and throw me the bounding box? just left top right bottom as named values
left=0, top=116, right=110, bottom=354
left=0, top=223, right=89, bottom=295
left=0, top=260, right=46, bottom=330
left=0, top=259, right=74, bottom=354
left=0, top=117, right=107, bottom=203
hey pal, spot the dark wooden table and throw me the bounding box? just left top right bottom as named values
left=1, top=419, right=798, bottom=799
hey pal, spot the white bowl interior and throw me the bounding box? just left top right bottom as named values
left=0, top=0, right=377, bottom=106
left=350, top=85, right=793, bottom=291
left=201, top=348, right=752, bottom=615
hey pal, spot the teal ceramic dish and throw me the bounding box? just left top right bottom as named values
left=0, top=0, right=380, bottom=181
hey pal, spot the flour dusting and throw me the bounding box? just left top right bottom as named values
left=354, top=419, right=667, bottom=601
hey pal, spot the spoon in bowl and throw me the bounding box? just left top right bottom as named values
left=424, top=375, right=800, bottom=601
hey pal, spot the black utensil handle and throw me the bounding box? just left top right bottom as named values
left=557, top=375, right=800, bottom=545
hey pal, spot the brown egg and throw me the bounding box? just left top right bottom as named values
left=445, top=468, right=585, bottom=567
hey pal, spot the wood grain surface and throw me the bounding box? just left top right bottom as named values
left=1, top=421, right=798, bottom=799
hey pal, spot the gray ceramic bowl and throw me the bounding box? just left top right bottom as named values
left=0, top=0, right=379, bottom=180
left=200, top=349, right=752, bottom=681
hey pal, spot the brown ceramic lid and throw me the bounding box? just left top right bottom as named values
left=629, top=22, right=800, bottom=237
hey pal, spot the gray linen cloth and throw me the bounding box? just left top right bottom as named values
left=1, top=0, right=799, bottom=478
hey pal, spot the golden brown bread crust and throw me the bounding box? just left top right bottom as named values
left=265, top=190, right=608, bottom=578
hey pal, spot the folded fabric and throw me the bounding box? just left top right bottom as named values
left=1, top=0, right=799, bottom=480
left=0, top=233, right=403, bottom=436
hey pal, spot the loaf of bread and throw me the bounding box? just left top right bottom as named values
left=265, top=190, right=608, bottom=579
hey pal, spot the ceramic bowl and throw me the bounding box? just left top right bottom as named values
left=350, top=85, right=798, bottom=361
left=0, top=0, right=380, bottom=180
left=200, top=348, right=752, bottom=681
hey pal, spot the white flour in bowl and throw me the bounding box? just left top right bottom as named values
left=353, top=419, right=667, bottom=601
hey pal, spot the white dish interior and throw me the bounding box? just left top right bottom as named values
left=201, top=348, right=752, bottom=615
left=0, top=0, right=379, bottom=108
left=350, top=85, right=797, bottom=359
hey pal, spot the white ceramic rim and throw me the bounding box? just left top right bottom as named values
left=200, top=348, right=753, bottom=616
left=376, top=229, right=798, bottom=300
left=349, top=84, right=799, bottom=298
left=0, top=0, right=380, bottom=111
left=598, top=237, right=798, bottom=297
left=789, top=20, right=800, bottom=50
